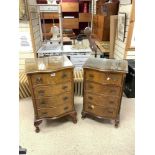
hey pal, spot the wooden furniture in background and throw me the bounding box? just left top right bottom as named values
left=61, top=2, right=79, bottom=12
left=96, top=0, right=106, bottom=14
left=100, top=0, right=119, bottom=16
left=25, top=56, right=77, bottom=132
left=109, top=15, right=118, bottom=58
left=92, top=15, right=110, bottom=41
left=92, top=0, right=119, bottom=41
left=82, top=57, right=128, bottom=127
left=38, top=0, right=93, bottom=37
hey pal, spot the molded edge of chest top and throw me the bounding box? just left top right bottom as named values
left=25, top=56, right=73, bottom=74
left=83, top=57, right=128, bottom=73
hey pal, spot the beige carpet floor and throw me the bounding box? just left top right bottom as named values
left=19, top=96, right=135, bottom=155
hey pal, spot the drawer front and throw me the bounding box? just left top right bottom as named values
left=63, top=18, right=79, bottom=29
left=31, top=69, right=72, bottom=86
left=61, top=2, right=79, bottom=12
left=35, top=92, right=72, bottom=108
left=34, top=82, right=72, bottom=98
left=79, top=13, right=92, bottom=22
left=38, top=103, right=73, bottom=118
left=85, top=103, right=117, bottom=118
left=85, top=93, right=119, bottom=108
left=85, top=69, right=123, bottom=86
left=85, top=81, right=121, bottom=96
left=40, top=13, right=59, bottom=19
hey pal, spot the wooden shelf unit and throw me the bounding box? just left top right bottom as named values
left=38, top=0, right=93, bottom=37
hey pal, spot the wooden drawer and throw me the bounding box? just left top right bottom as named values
left=85, top=69, right=123, bottom=86
left=38, top=103, right=73, bottom=118
left=31, top=69, right=72, bottom=86
left=85, top=103, right=117, bottom=119
left=61, top=2, right=79, bottom=12
left=40, top=13, right=59, bottom=19
left=85, top=93, right=119, bottom=108
left=35, top=92, right=72, bottom=108
left=63, top=18, right=79, bottom=29
left=79, top=13, right=91, bottom=22
left=85, top=81, right=121, bottom=96
left=34, top=82, right=72, bottom=98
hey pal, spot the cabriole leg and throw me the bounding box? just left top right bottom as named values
left=69, top=112, right=77, bottom=124
left=34, top=120, right=42, bottom=133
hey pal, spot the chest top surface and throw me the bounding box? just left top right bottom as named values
left=25, top=56, right=73, bottom=74
left=83, top=57, right=128, bottom=73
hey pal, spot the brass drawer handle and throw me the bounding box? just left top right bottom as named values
left=107, top=110, right=113, bottom=114
left=88, top=105, right=94, bottom=110
left=110, top=89, right=116, bottom=93
left=36, top=77, right=42, bottom=83
left=42, top=112, right=47, bottom=115
left=89, top=85, right=93, bottom=89
left=88, top=96, right=93, bottom=100
left=38, top=90, right=45, bottom=96
left=40, top=101, right=46, bottom=104
left=89, top=74, right=94, bottom=78
left=107, top=77, right=111, bottom=81
left=62, top=86, right=68, bottom=90
left=62, top=73, right=67, bottom=78
left=64, top=107, right=69, bottom=110
left=63, top=96, right=68, bottom=101
left=51, top=73, right=56, bottom=77
left=109, top=101, right=114, bottom=104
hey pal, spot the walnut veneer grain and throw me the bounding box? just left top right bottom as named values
left=26, top=56, right=77, bottom=132
left=82, top=58, right=128, bottom=127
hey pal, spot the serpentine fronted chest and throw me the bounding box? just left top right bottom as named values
left=25, top=56, right=77, bottom=132
left=82, top=57, right=128, bottom=127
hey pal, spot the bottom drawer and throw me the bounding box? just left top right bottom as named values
left=85, top=103, right=117, bottom=119
left=38, top=103, right=73, bottom=118
left=85, top=93, right=120, bottom=108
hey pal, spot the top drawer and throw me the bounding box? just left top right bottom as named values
left=40, top=13, right=59, bottom=19
left=61, top=2, right=79, bottom=12
left=30, top=69, right=72, bottom=86
left=85, top=69, right=123, bottom=86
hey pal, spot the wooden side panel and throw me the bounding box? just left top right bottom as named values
left=97, top=15, right=104, bottom=41
left=109, top=15, right=118, bottom=58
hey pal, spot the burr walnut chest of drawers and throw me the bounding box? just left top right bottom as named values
left=25, top=56, right=77, bottom=132
left=82, top=57, right=128, bottom=127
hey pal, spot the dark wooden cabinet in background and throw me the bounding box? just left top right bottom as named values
left=82, top=57, right=128, bottom=127
left=93, top=0, right=119, bottom=41
left=92, top=15, right=110, bottom=41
